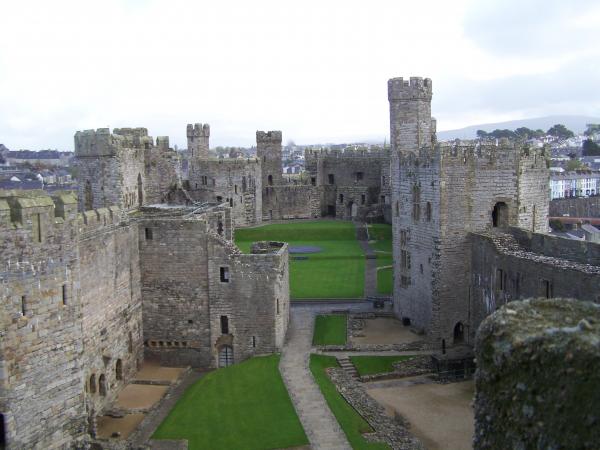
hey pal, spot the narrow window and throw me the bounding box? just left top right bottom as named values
left=220, top=267, right=229, bottom=282
left=128, top=331, right=133, bottom=353
left=328, top=174, right=334, bottom=185
left=395, top=201, right=399, bottom=217
left=339, top=194, right=344, bottom=203
left=35, top=213, right=42, bottom=243
left=217, top=221, right=224, bottom=236
left=311, top=177, right=316, bottom=186
left=145, top=228, right=153, bottom=240
left=62, top=284, right=67, bottom=305
left=89, top=374, right=97, bottom=394
left=496, top=269, right=504, bottom=291
left=99, top=374, right=107, bottom=396
left=355, top=172, right=363, bottom=182
left=1, top=413, right=6, bottom=447
left=115, top=359, right=123, bottom=380
left=426, top=202, right=432, bottom=222
left=229, top=198, right=233, bottom=208
left=252, top=336, right=256, bottom=348
left=21, top=295, right=26, bottom=316
left=361, top=194, right=366, bottom=205
left=276, top=298, right=280, bottom=315
left=268, top=175, right=273, bottom=186
left=543, top=280, right=553, bottom=298
left=220, top=315, right=229, bottom=334
left=234, top=185, right=238, bottom=194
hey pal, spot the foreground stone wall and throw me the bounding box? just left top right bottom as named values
left=475, top=298, right=600, bottom=449
left=0, top=191, right=86, bottom=449
left=549, top=196, right=600, bottom=218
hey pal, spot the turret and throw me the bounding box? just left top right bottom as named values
left=187, top=123, right=210, bottom=159
left=256, top=130, right=283, bottom=187
left=388, top=76, right=434, bottom=154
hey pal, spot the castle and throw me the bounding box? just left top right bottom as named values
left=0, top=76, right=598, bottom=449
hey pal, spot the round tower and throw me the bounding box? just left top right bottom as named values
left=388, top=77, right=434, bottom=154
left=256, top=130, right=283, bottom=187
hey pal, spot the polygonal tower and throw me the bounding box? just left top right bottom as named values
left=388, top=77, right=435, bottom=154
left=256, top=131, right=283, bottom=188
left=187, top=123, right=210, bottom=159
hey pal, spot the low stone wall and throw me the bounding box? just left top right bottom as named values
left=327, top=368, right=424, bottom=449
left=358, top=355, right=432, bottom=382
left=319, top=341, right=429, bottom=352
left=474, top=298, right=600, bottom=450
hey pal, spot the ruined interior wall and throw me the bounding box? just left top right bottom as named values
left=143, top=140, right=182, bottom=205
left=549, top=196, right=600, bottom=217
left=138, top=216, right=213, bottom=368
left=207, top=240, right=289, bottom=366
left=263, top=185, right=319, bottom=220
left=0, top=192, right=86, bottom=449
left=74, top=155, right=121, bottom=211
left=188, top=159, right=262, bottom=227
left=470, top=232, right=600, bottom=343
left=78, top=209, right=143, bottom=414
left=475, top=298, right=600, bottom=449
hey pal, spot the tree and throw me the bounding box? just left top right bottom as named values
left=476, top=130, right=488, bottom=139
left=547, top=124, right=574, bottom=140
left=583, top=139, right=600, bottom=156
left=584, top=123, right=600, bottom=138
left=566, top=159, right=585, bottom=171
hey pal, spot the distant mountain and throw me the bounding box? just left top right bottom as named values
left=437, top=115, right=600, bottom=141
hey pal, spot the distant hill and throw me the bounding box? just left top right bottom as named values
left=437, top=115, right=600, bottom=141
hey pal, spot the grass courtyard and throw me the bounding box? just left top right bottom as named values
left=312, top=314, right=347, bottom=345
left=152, top=355, right=308, bottom=450
left=368, top=224, right=393, bottom=295
left=349, top=355, right=415, bottom=376
left=235, top=220, right=365, bottom=299
left=310, top=354, right=390, bottom=450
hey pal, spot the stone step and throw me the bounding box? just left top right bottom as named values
left=336, top=357, right=359, bottom=378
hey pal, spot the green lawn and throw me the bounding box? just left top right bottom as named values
left=309, top=354, right=390, bottom=450
left=349, top=355, right=415, bottom=376
left=235, top=220, right=365, bottom=299
left=152, top=355, right=308, bottom=450
left=313, top=314, right=347, bottom=345
left=368, top=224, right=393, bottom=295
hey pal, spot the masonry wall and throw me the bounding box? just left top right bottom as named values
left=188, top=159, right=262, bottom=227
left=143, top=137, right=182, bottom=205
left=263, top=185, right=320, bottom=220
left=549, top=196, right=600, bottom=218
left=0, top=191, right=86, bottom=449
left=469, top=230, right=600, bottom=344
left=78, top=208, right=144, bottom=414
left=207, top=240, right=289, bottom=366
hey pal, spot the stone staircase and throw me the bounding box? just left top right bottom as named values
left=337, top=356, right=359, bottom=378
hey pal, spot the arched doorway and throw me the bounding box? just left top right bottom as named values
left=137, top=174, right=143, bottom=207
left=453, top=322, right=464, bottom=344
left=219, top=345, right=234, bottom=367
left=492, top=202, right=508, bottom=228
left=84, top=180, right=93, bottom=210
left=346, top=201, right=357, bottom=219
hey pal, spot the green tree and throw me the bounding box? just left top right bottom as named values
left=547, top=124, right=574, bottom=140
left=584, top=123, right=600, bottom=137
left=515, top=127, right=536, bottom=139
left=476, top=129, right=488, bottom=139
left=566, top=159, right=585, bottom=171
left=583, top=139, right=600, bottom=156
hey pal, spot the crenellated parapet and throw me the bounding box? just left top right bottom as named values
left=388, top=76, right=433, bottom=101
left=74, top=127, right=154, bottom=157
left=187, top=123, right=210, bottom=139
left=305, top=147, right=390, bottom=160
left=256, top=130, right=282, bottom=144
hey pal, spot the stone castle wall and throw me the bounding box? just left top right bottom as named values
left=549, top=196, right=600, bottom=218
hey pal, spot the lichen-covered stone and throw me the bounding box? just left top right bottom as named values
left=474, top=298, right=600, bottom=450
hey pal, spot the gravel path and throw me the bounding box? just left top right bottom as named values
left=279, top=306, right=352, bottom=450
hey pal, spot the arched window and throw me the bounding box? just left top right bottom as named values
left=115, top=359, right=123, bottom=381
left=492, top=202, right=508, bottom=227
left=453, top=322, right=464, bottom=344
left=99, top=374, right=107, bottom=396
left=84, top=180, right=93, bottom=210
left=89, top=374, right=96, bottom=394
left=137, top=173, right=143, bottom=207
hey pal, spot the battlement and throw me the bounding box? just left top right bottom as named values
left=305, top=147, right=390, bottom=160
left=187, top=123, right=210, bottom=138
left=388, top=76, right=433, bottom=101
left=77, top=206, right=120, bottom=233
left=156, top=136, right=170, bottom=151
left=397, top=140, right=548, bottom=169
left=75, top=127, right=154, bottom=156
left=256, top=130, right=282, bottom=144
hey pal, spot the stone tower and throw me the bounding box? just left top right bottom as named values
left=187, top=123, right=210, bottom=159
left=388, top=77, right=435, bottom=154
left=256, top=131, right=283, bottom=188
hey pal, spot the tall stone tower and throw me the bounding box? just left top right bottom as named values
left=256, top=131, right=283, bottom=188
left=187, top=123, right=210, bottom=159
left=388, top=77, right=435, bottom=154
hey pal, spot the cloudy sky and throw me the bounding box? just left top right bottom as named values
left=1, top=0, right=599, bottom=150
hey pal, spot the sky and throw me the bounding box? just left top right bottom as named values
left=0, top=0, right=599, bottom=150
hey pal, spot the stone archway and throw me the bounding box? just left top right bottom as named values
left=453, top=322, right=464, bottom=344
left=492, top=202, right=508, bottom=228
